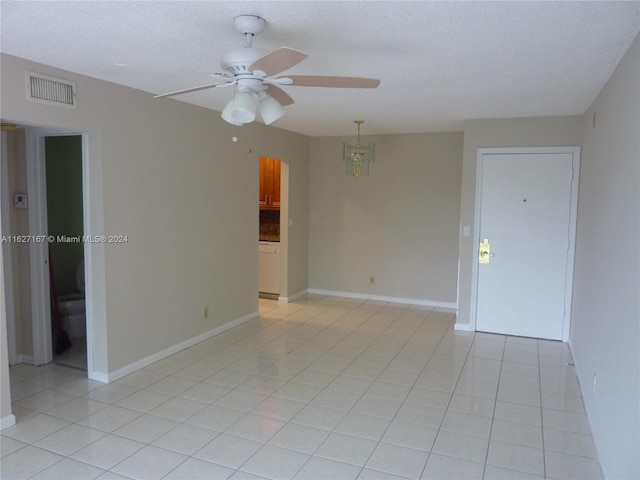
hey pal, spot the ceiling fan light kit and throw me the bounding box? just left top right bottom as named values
left=232, top=91, right=258, bottom=123
left=221, top=98, right=242, bottom=125
left=259, top=93, right=285, bottom=125
left=154, top=15, right=380, bottom=127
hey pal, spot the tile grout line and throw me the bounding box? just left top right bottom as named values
left=537, top=338, right=547, bottom=480
left=480, top=334, right=506, bottom=480
left=414, top=313, right=474, bottom=480
left=275, top=299, right=430, bottom=479
left=259, top=300, right=442, bottom=479
left=348, top=304, right=444, bottom=479
left=231, top=295, right=393, bottom=479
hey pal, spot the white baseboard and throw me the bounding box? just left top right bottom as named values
left=569, top=342, right=609, bottom=480
left=454, top=322, right=474, bottom=331
left=278, top=289, right=309, bottom=304
left=1, top=414, right=16, bottom=430
left=88, top=370, right=109, bottom=383
left=9, top=354, right=34, bottom=367
left=308, top=288, right=457, bottom=310
left=99, top=310, right=259, bottom=383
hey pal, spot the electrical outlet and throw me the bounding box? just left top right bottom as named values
left=204, top=307, right=209, bottom=319
left=369, top=276, right=375, bottom=284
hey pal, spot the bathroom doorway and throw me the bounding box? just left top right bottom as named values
left=45, top=135, right=87, bottom=370
left=3, top=124, right=106, bottom=381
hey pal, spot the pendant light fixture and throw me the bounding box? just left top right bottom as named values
left=343, top=120, right=375, bottom=178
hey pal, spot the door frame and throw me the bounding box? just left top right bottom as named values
left=25, top=128, right=53, bottom=365
left=470, top=146, right=580, bottom=341
left=25, top=127, right=108, bottom=380
left=257, top=156, right=289, bottom=302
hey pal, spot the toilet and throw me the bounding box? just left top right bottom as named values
left=58, top=262, right=86, bottom=339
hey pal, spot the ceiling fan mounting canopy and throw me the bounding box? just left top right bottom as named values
left=233, top=15, right=265, bottom=37
left=154, top=14, right=380, bottom=125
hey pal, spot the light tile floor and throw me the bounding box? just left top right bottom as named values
left=2, top=295, right=603, bottom=479
left=53, top=335, right=87, bottom=371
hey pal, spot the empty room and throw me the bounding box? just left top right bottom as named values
left=1, top=2, right=638, bottom=479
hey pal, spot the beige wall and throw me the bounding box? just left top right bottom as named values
left=309, top=132, right=463, bottom=305
left=570, top=34, right=639, bottom=479
left=5, top=130, right=32, bottom=359
left=456, top=116, right=584, bottom=328
left=1, top=138, right=15, bottom=428
left=1, top=232, right=14, bottom=428
left=1, top=54, right=309, bottom=376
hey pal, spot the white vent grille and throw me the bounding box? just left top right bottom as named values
left=26, top=72, right=77, bottom=109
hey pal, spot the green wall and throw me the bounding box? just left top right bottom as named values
left=45, top=135, right=83, bottom=296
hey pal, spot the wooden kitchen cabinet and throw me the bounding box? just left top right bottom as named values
left=259, top=157, right=281, bottom=210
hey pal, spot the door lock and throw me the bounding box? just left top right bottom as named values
left=479, top=238, right=491, bottom=264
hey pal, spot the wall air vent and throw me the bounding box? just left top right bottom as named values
left=25, top=72, right=77, bottom=109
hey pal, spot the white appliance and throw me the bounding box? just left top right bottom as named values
left=259, top=241, right=280, bottom=295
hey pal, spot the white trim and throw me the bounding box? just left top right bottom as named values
left=0, top=414, right=16, bottom=430
left=1, top=131, right=18, bottom=365
left=102, top=311, right=259, bottom=383
left=308, top=288, right=457, bottom=310
left=569, top=342, right=609, bottom=479
left=562, top=149, right=580, bottom=342
left=278, top=289, right=308, bottom=304
left=88, top=371, right=109, bottom=384
left=81, top=132, right=105, bottom=381
left=25, top=131, right=52, bottom=365
left=469, top=150, right=484, bottom=334
left=25, top=128, right=107, bottom=379
left=12, top=354, right=34, bottom=365
left=470, top=147, right=580, bottom=341
left=454, top=322, right=474, bottom=331
left=9, top=355, right=35, bottom=365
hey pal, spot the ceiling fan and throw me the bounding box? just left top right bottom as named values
left=154, top=15, right=380, bottom=125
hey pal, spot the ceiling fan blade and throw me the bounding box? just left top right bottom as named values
left=285, top=76, right=380, bottom=88
left=153, top=82, right=231, bottom=99
left=266, top=85, right=295, bottom=106
left=250, top=47, right=308, bottom=76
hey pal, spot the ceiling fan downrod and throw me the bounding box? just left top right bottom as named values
left=233, top=15, right=266, bottom=48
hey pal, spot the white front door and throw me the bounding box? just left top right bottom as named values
left=475, top=149, right=579, bottom=340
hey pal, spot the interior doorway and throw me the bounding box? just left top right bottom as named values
left=258, top=156, right=287, bottom=300
left=45, top=135, right=87, bottom=370
left=2, top=123, right=107, bottom=382
left=2, top=128, right=90, bottom=371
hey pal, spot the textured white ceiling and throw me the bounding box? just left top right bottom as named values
left=1, top=1, right=639, bottom=136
